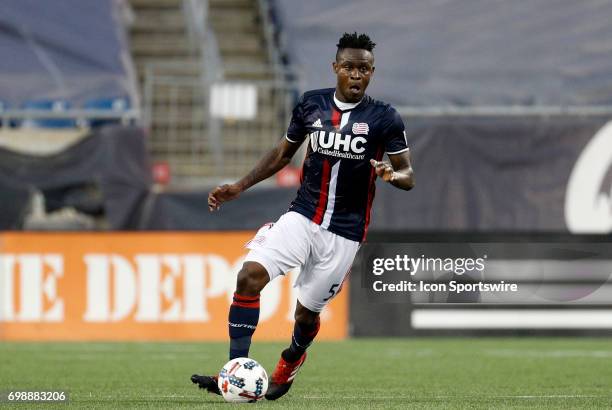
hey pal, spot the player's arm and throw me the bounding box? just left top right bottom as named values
left=369, top=150, right=415, bottom=191
left=208, top=137, right=302, bottom=211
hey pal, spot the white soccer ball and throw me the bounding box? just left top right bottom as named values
left=217, top=357, right=268, bottom=403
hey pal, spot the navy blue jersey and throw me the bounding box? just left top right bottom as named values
left=285, top=88, right=409, bottom=242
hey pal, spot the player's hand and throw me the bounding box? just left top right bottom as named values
left=208, top=183, right=242, bottom=211
left=370, top=159, right=395, bottom=182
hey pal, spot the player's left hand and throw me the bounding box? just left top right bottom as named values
left=370, top=159, right=395, bottom=182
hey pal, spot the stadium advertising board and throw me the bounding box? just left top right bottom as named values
left=351, top=239, right=612, bottom=336
left=0, top=233, right=347, bottom=341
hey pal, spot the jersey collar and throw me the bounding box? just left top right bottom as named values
left=332, top=91, right=364, bottom=112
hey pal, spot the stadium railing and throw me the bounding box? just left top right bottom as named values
left=142, top=60, right=300, bottom=187
left=0, top=99, right=140, bottom=155
left=0, top=104, right=140, bottom=130
left=20, top=100, right=77, bottom=128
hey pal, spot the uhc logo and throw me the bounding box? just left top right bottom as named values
left=309, top=130, right=367, bottom=159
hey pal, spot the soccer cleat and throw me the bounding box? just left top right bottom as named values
left=191, top=374, right=221, bottom=396
left=264, top=350, right=307, bottom=400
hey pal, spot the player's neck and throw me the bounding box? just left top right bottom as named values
left=334, top=92, right=362, bottom=110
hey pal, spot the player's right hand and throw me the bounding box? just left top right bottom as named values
left=370, top=159, right=395, bottom=182
left=208, top=184, right=242, bottom=211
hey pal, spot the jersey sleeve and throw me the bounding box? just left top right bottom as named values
left=285, top=94, right=308, bottom=143
left=383, top=108, right=409, bottom=155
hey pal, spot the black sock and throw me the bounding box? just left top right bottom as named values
left=228, top=293, right=260, bottom=360
left=283, top=317, right=320, bottom=362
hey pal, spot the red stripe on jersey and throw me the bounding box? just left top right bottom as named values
left=362, top=148, right=384, bottom=241
left=331, top=109, right=341, bottom=129
left=312, top=159, right=331, bottom=224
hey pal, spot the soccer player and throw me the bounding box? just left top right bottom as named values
left=192, top=32, right=415, bottom=400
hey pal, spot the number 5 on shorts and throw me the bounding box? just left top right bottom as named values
left=322, top=283, right=340, bottom=302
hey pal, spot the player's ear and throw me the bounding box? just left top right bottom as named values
left=332, top=61, right=338, bottom=73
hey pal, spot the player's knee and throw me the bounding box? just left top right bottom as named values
left=235, top=262, right=269, bottom=295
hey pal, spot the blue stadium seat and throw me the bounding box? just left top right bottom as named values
left=84, top=97, right=130, bottom=128
left=21, top=99, right=77, bottom=128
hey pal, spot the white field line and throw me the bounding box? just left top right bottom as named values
left=301, top=394, right=607, bottom=400
left=500, top=395, right=603, bottom=399
left=75, top=394, right=200, bottom=401
left=74, top=393, right=609, bottom=400
left=485, top=349, right=612, bottom=358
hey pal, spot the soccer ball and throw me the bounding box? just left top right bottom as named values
left=217, top=357, right=268, bottom=403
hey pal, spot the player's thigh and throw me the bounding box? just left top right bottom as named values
left=296, top=234, right=359, bottom=312
left=244, top=211, right=311, bottom=281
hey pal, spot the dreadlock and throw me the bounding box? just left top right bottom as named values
left=336, top=32, right=376, bottom=54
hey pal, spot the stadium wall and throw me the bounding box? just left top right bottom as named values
left=373, top=116, right=612, bottom=233
left=2, top=231, right=609, bottom=340
left=3, top=119, right=610, bottom=234
left=0, top=232, right=348, bottom=341
left=142, top=116, right=612, bottom=234
left=351, top=232, right=612, bottom=337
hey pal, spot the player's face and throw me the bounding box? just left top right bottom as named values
left=333, top=48, right=375, bottom=103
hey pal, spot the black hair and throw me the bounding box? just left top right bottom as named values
left=336, top=32, right=376, bottom=53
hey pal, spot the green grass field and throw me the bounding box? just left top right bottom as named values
left=1, top=338, right=611, bottom=409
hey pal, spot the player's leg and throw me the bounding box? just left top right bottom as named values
left=193, top=212, right=311, bottom=396
left=265, top=302, right=319, bottom=400
left=229, top=213, right=310, bottom=360
left=192, top=262, right=269, bottom=395
left=228, top=261, right=269, bottom=359
left=266, top=228, right=358, bottom=400
left=285, top=301, right=320, bottom=362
